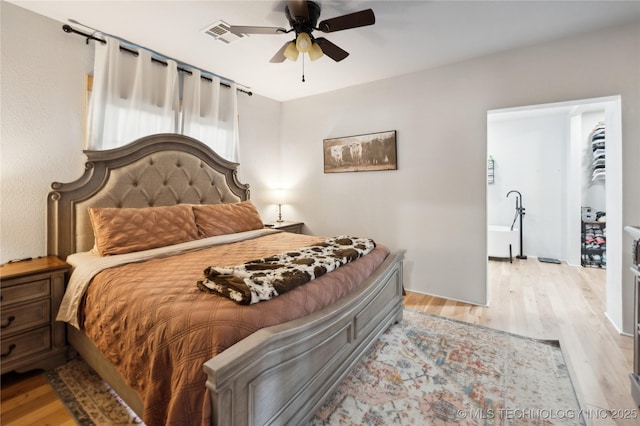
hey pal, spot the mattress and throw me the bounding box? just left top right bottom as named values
left=66, top=230, right=389, bottom=425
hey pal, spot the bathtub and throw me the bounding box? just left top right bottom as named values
left=488, top=225, right=519, bottom=261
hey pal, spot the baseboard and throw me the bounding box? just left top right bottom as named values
left=404, top=288, right=489, bottom=308
left=604, top=311, right=632, bottom=337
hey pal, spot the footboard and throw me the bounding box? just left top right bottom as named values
left=204, top=250, right=405, bottom=426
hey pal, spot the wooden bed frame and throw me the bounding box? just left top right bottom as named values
left=47, top=133, right=405, bottom=425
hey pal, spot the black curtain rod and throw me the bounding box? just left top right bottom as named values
left=62, top=24, right=252, bottom=96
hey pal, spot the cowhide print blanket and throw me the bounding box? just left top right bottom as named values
left=197, top=236, right=376, bottom=304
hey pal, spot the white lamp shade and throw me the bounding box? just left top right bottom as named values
left=284, top=42, right=299, bottom=61
left=274, top=189, right=287, bottom=204
left=308, top=42, right=324, bottom=61
left=295, top=32, right=312, bottom=53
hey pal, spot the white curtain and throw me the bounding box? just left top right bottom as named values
left=87, top=36, right=180, bottom=150
left=181, top=70, right=239, bottom=162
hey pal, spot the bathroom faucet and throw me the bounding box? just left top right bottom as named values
left=507, top=190, right=522, bottom=202
left=507, top=190, right=525, bottom=214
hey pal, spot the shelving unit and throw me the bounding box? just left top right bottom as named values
left=591, top=122, right=605, bottom=181
left=581, top=220, right=606, bottom=268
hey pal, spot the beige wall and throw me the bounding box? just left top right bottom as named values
left=1, top=2, right=92, bottom=262
left=0, top=2, right=281, bottom=263
left=279, top=20, right=640, bottom=332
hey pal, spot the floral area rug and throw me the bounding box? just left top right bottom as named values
left=45, top=358, right=143, bottom=425
left=45, top=309, right=583, bottom=425
left=311, top=309, right=583, bottom=425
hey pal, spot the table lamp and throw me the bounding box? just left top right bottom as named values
left=274, top=189, right=286, bottom=222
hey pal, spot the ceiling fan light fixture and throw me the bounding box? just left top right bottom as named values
left=234, top=1, right=376, bottom=64
left=284, top=41, right=299, bottom=61
left=308, top=42, right=323, bottom=61
left=295, top=32, right=312, bottom=53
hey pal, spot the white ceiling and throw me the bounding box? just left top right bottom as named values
left=10, top=1, right=640, bottom=102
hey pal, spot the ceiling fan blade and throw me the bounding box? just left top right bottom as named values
left=318, top=9, right=375, bottom=33
left=229, top=25, right=286, bottom=35
left=287, top=0, right=309, bottom=22
left=270, top=41, right=290, bottom=63
left=315, top=37, right=349, bottom=62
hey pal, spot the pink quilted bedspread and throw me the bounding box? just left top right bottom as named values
left=81, top=232, right=389, bottom=425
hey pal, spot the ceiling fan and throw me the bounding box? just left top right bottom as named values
left=230, top=0, right=375, bottom=63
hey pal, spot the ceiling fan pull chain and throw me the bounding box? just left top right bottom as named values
left=302, top=54, right=306, bottom=82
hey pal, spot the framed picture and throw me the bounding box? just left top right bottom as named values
left=323, top=130, right=397, bottom=173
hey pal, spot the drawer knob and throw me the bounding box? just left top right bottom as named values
left=1, top=343, right=16, bottom=358
left=0, top=315, right=15, bottom=329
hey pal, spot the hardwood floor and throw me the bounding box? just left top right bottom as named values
left=0, top=370, right=75, bottom=426
left=1, top=258, right=636, bottom=425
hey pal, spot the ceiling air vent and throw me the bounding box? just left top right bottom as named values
left=202, top=20, right=246, bottom=44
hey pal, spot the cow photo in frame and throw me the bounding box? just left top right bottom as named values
left=323, top=130, right=397, bottom=173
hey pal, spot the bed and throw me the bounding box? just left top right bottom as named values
left=47, top=133, right=405, bottom=426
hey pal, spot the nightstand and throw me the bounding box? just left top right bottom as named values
left=265, top=221, right=304, bottom=234
left=0, top=256, right=70, bottom=374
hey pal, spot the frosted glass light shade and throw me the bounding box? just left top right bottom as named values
left=284, top=42, right=299, bottom=61
left=296, top=32, right=312, bottom=53
left=308, top=42, right=323, bottom=61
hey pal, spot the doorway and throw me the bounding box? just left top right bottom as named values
left=486, top=96, right=624, bottom=332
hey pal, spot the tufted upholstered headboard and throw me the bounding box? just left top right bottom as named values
left=47, top=133, right=250, bottom=259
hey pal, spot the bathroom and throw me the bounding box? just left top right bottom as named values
left=486, top=96, right=619, bottom=269
left=485, top=96, right=624, bottom=329
left=487, top=107, right=568, bottom=263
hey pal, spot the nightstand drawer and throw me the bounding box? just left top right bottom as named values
left=1, top=326, right=51, bottom=368
left=0, top=256, right=69, bottom=373
left=1, top=278, right=50, bottom=307
left=1, top=299, right=51, bottom=336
